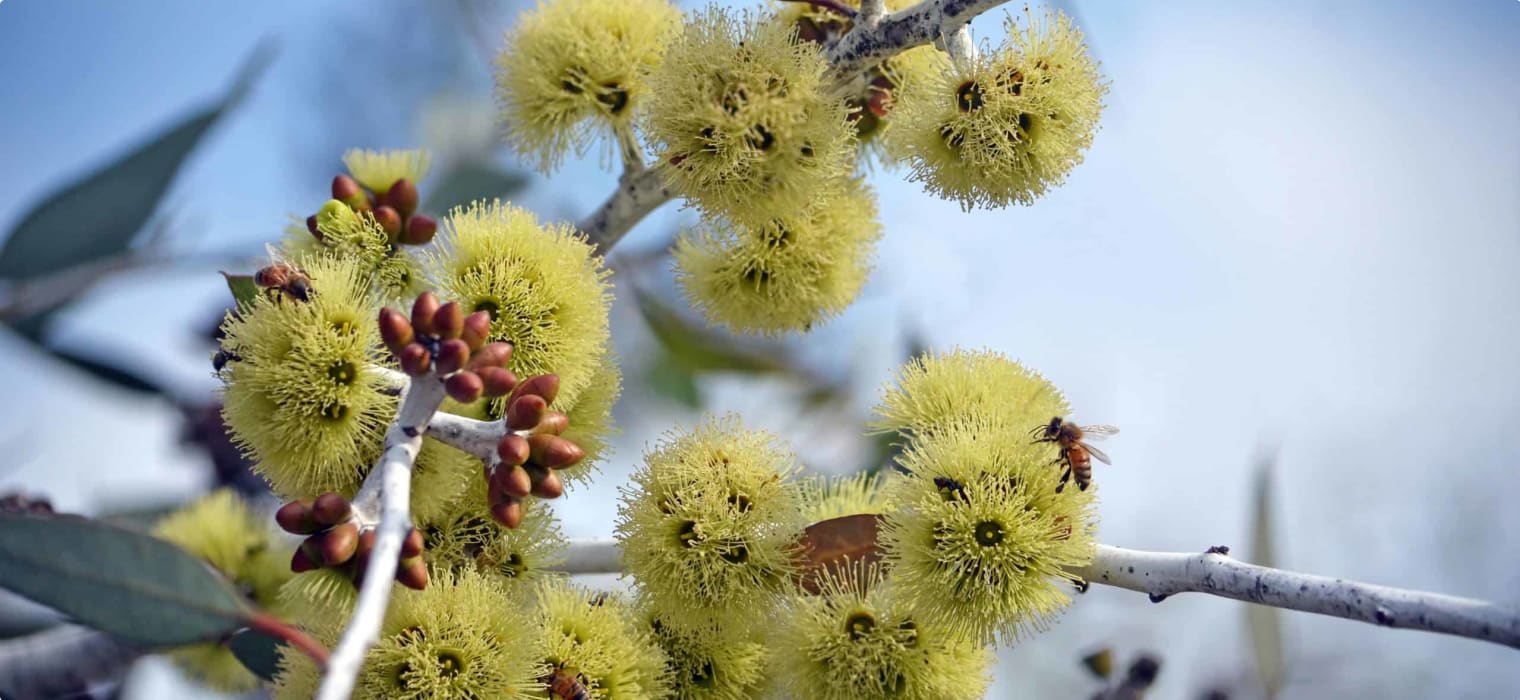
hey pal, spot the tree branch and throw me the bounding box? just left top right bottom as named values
left=1070, top=544, right=1520, bottom=649
left=315, top=374, right=446, bottom=700
left=828, top=0, right=1007, bottom=76
left=575, top=165, right=675, bottom=256
left=857, top=0, right=886, bottom=26
left=553, top=540, right=1520, bottom=649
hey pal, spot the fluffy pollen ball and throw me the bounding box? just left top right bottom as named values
left=642, top=6, right=856, bottom=224
left=273, top=569, right=543, bottom=700
left=640, top=603, right=767, bottom=700
left=771, top=565, right=993, bottom=700
left=615, top=415, right=802, bottom=623
left=534, top=581, right=670, bottom=699
left=872, top=347, right=1071, bottom=445
left=496, top=0, right=681, bottom=173
left=342, top=148, right=432, bottom=194
left=425, top=199, right=612, bottom=410
left=882, top=420, right=1098, bottom=644
left=419, top=478, right=568, bottom=595
left=673, top=177, right=881, bottom=336
left=886, top=7, right=1107, bottom=209
left=152, top=490, right=292, bottom=693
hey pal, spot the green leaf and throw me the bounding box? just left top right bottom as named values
left=228, top=628, right=285, bottom=682
left=423, top=160, right=530, bottom=213
left=1246, top=449, right=1286, bottom=699
left=0, top=512, right=251, bottom=647
left=632, top=287, right=786, bottom=374
left=0, top=44, right=272, bottom=282
left=646, top=353, right=700, bottom=408
left=221, top=271, right=259, bottom=310
left=47, top=345, right=168, bottom=397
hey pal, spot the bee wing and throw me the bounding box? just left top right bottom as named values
left=1079, top=441, right=1112, bottom=465
left=1080, top=425, right=1120, bottom=440
left=263, top=242, right=290, bottom=265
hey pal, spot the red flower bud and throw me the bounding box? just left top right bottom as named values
left=490, top=498, right=524, bottom=529
left=378, top=307, right=414, bottom=356
left=332, top=174, right=368, bottom=211
left=400, top=343, right=432, bottom=376
left=445, top=370, right=484, bottom=403
left=410, top=292, right=440, bottom=337
left=276, top=500, right=319, bottom=534
left=477, top=367, right=518, bottom=398
left=372, top=205, right=403, bottom=242
left=385, top=179, right=420, bottom=218
left=320, top=523, right=360, bottom=566
left=536, top=411, right=569, bottom=435
left=467, top=341, right=514, bottom=370
left=403, top=214, right=437, bottom=245
left=528, top=434, right=585, bottom=470
left=291, top=547, right=320, bottom=573
left=432, top=302, right=464, bottom=340
left=401, top=527, right=425, bottom=558
left=505, top=394, right=547, bottom=431
left=492, top=464, right=532, bottom=498
left=312, top=493, right=351, bottom=526
left=528, top=465, right=564, bottom=499
left=397, top=557, right=429, bottom=590
left=434, top=339, right=471, bottom=375
left=510, top=373, right=560, bottom=406
left=461, top=311, right=491, bottom=351
left=496, top=434, right=530, bottom=467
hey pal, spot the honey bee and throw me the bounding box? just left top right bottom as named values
left=544, top=668, right=590, bottom=700
left=253, top=249, right=313, bottom=303
left=1031, top=417, right=1117, bottom=493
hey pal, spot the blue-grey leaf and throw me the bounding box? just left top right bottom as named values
left=227, top=627, right=285, bottom=682
left=0, top=513, right=251, bottom=647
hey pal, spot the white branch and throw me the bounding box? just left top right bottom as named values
left=828, top=0, right=1007, bottom=76
left=0, top=625, right=141, bottom=699
left=425, top=410, right=501, bottom=462
left=575, top=165, right=674, bottom=256
left=1071, top=544, right=1520, bottom=649
left=315, top=374, right=446, bottom=700
left=555, top=540, right=1520, bottom=649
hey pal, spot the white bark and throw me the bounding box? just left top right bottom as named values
left=827, top=0, right=1007, bottom=75
left=857, top=0, right=886, bottom=27
left=554, top=540, right=1520, bottom=649
left=314, top=374, right=445, bottom=700
left=1071, top=544, right=1520, bottom=649
left=576, top=166, right=675, bottom=256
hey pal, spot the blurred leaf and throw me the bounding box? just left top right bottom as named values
left=646, top=353, right=700, bottom=408
left=221, top=271, right=259, bottom=310
left=228, top=628, right=285, bottom=682
left=1246, top=450, right=1286, bottom=699
left=0, top=45, right=270, bottom=282
left=1082, top=647, right=1114, bottom=679
left=632, top=286, right=786, bottom=374
left=795, top=513, right=882, bottom=594
left=47, top=345, right=169, bottom=397
left=0, top=512, right=251, bottom=646
left=423, top=160, right=530, bottom=213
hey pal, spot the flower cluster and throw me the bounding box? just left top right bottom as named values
left=887, top=8, right=1109, bottom=209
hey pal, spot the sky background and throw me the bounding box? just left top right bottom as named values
left=1, top=0, right=1518, bottom=698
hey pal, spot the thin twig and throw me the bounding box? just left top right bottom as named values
left=314, top=374, right=446, bottom=700
left=554, top=540, right=1520, bottom=650
left=248, top=612, right=331, bottom=668
left=828, top=0, right=1008, bottom=76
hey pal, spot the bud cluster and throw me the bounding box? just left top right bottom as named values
left=379, top=292, right=518, bottom=403
left=277, top=493, right=429, bottom=591
left=308, top=173, right=436, bottom=248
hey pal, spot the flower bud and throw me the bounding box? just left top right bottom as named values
left=397, top=556, right=429, bottom=590
left=467, top=341, right=515, bottom=370
left=445, top=370, right=484, bottom=403
left=536, top=411, right=569, bottom=435
left=291, top=547, right=320, bottom=573
left=401, top=527, right=425, bottom=558
left=331, top=174, right=369, bottom=211
left=506, top=394, right=547, bottom=431
left=491, top=497, right=524, bottom=529
left=478, top=367, right=519, bottom=398
left=433, top=302, right=464, bottom=340
left=528, top=434, right=585, bottom=470
left=402, top=214, right=437, bottom=245
left=320, top=523, right=360, bottom=566
left=496, top=434, right=530, bottom=467
left=461, top=311, right=491, bottom=351
left=400, top=342, right=432, bottom=376
left=510, top=373, right=560, bottom=406
left=378, top=307, right=414, bottom=356
left=356, top=528, right=377, bottom=559
left=305, top=214, right=320, bottom=238
left=528, top=465, right=564, bottom=499
left=372, top=205, right=403, bottom=242
left=385, top=178, right=420, bottom=217
left=492, top=464, right=532, bottom=498
left=435, top=339, right=471, bottom=375
left=312, top=492, right=351, bottom=526
left=411, top=292, right=440, bottom=336
left=276, top=500, right=320, bottom=534
left=316, top=199, right=357, bottom=232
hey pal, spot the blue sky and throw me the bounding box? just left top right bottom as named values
left=2, top=0, right=1518, bottom=697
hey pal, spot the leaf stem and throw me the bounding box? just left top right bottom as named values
left=247, top=612, right=330, bottom=668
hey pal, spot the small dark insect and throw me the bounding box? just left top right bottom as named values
left=211, top=348, right=241, bottom=372
left=1032, top=417, right=1117, bottom=493
left=933, top=476, right=968, bottom=503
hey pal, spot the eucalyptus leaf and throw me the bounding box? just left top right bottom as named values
left=228, top=627, right=285, bottom=682
left=646, top=353, right=699, bottom=408
left=0, top=44, right=271, bottom=282
left=0, top=513, right=251, bottom=647
left=1247, top=451, right=1286, bottom=699
left=632, top=287, right=786, bottom=374
left=47, top=345, right=168, bottom=397
left=221, top=271, right=259, bottom=310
